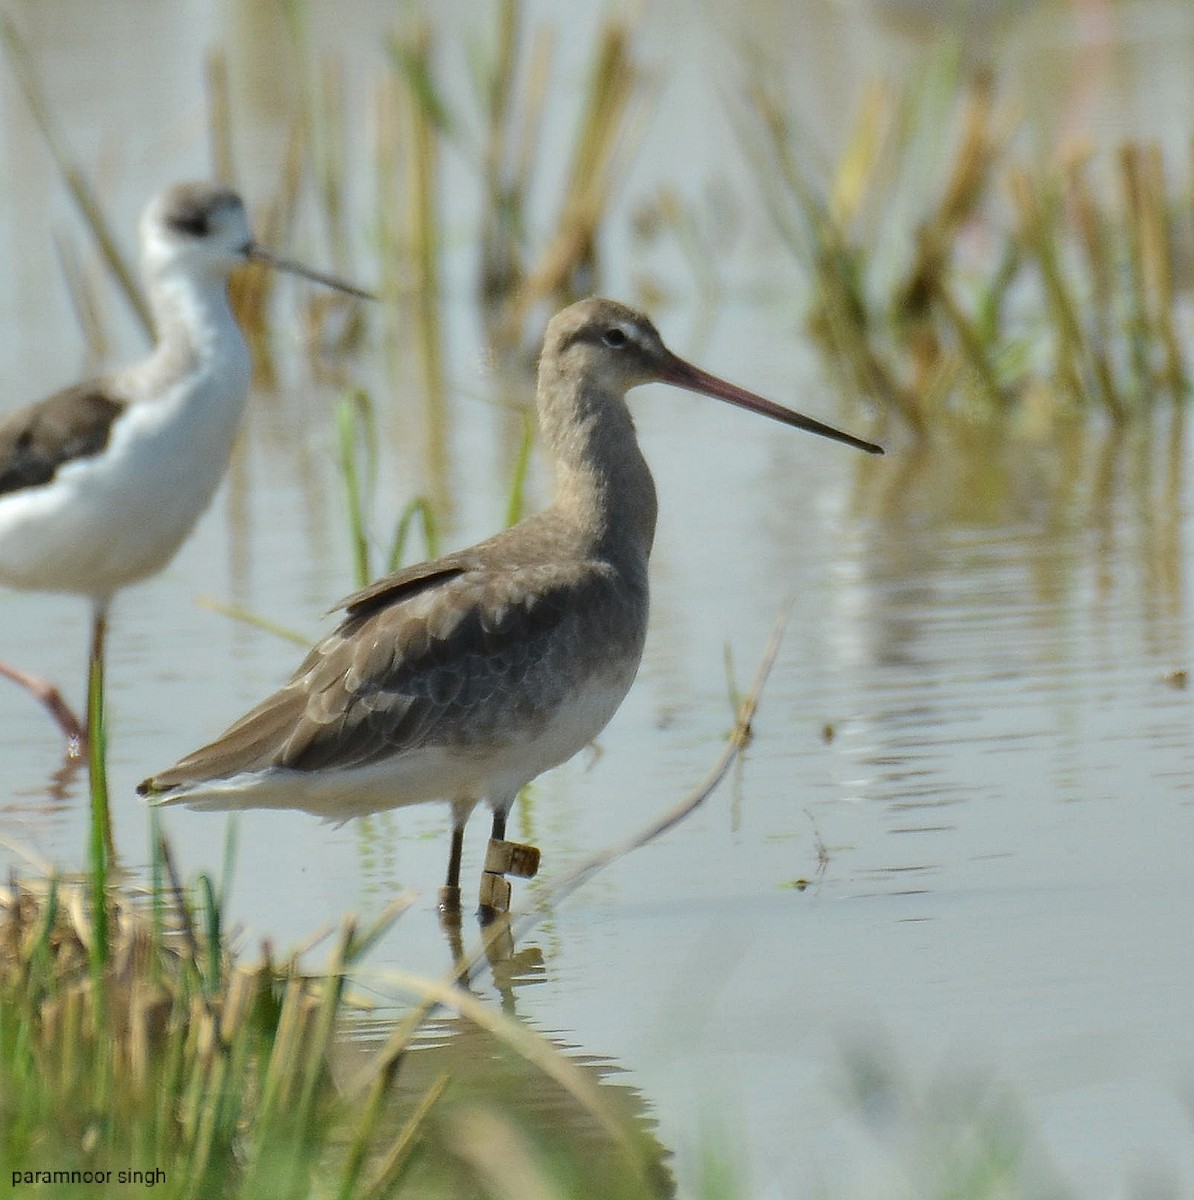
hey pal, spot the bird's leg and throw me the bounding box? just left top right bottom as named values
left=88, top=603, right=108, bottom=701
left=437, top=821, right=466, bottom=924
left=0, top=660, right=87, bottom=755
left=478, top=803, right=541, bottom=923
left=86, top=601, right=116, bottom=862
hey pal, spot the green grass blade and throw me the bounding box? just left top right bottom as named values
left=195, top=595, right=311, bottom=647
left=505, top=407, right=535, bottom=527
left=337, top=389, right=378, bottom=587
left=86, top=645, right=109, bottom=981
left=387, top=496, right=440, bottom=571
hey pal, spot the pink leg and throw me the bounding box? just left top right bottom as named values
left=0, top=659, right=86, bottom=756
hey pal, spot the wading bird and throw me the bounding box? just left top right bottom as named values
left=140, top=298, right=882, bottom=917
left=0, top=181, right=373, bottom=753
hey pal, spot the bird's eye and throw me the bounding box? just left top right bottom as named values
left=602, top=327, right=628, bottom=349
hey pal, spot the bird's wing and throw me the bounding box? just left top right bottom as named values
left=0, top=382, right=125, bottom=497
left=330, top=556, right=472, bottom=618
left=139, top=555, right=608, bottom=793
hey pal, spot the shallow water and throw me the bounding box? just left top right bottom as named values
left=3, top=0, right=1194, bottom=1195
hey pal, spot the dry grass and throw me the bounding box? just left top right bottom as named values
left=739, top=52, right=1194, bottom=436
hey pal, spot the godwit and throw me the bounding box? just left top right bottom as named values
left=140, top=298, right=882, bottom=916
left=0, top=181, right=373, bottom=753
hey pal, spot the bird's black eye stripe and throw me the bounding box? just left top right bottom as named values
left=166, top=208, right=212, bottom=238
left=602, top=327, right=628, bottom=348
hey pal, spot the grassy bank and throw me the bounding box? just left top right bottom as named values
left=0, top=838, right=672, bottom=1200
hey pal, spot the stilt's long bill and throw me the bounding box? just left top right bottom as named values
left=0, top=181, right=374, bottom=753
left=139, top=298, right=882, bottom=917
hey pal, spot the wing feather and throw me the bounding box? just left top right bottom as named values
left=139, top=555, right=614, bottom=796
left=0, top=383, right=125, bottom=497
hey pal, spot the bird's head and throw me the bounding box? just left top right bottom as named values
left=140, top=181, right=375, bottom=299
left=539, top=297, right=884, bottom=455
left=140, top=182, right=255, bottom=282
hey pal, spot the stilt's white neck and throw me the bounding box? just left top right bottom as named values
left=129, top=264, right=251, bottom=404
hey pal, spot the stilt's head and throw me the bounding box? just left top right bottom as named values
left=140, top=184, right=257, bottom=283
left=139, top=182, right=375, bottom=298
left=540, top=298, right=883, bottom=455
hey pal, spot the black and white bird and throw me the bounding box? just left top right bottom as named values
left=0, top=181, right=372, bottom=750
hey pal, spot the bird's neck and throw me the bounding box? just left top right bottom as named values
left=133, top=267, right=251, bottom=403
left=539, top=374, right=659, bottom=575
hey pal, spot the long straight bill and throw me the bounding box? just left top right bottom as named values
left=659, top=352, right=884, bottom=455
left=246, top=244, right=377, bottom=301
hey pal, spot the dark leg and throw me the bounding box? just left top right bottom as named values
left=438, top=820, right=466, bottom=921
left=491, top=809, right=506, bottom=842
left=445, top=823, right=465, bottom=891
left=0, top=661, right=86, bottom=754
left=92, top=604, right=108, bottom=660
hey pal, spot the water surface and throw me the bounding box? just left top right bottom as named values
left=2, top=1, right=1194, bottom=1195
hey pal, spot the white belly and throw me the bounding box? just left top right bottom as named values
left=0, top=379, right=246, bottom=598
